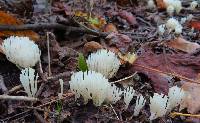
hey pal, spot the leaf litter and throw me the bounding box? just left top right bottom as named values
left=0, top=0, right=200, bottom=122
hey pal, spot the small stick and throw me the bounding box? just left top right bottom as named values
left=46, top=32, right=52, bottom=76
left=0, top=95, right=38, bottom=101
left=34, top=110, right=47, bottom=123
left=110, top=72, right=137, bottom=84
left=110, top=104, right=120, bottom=120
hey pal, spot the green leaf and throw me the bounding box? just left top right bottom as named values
left=78, top=53, right=88, bottom=72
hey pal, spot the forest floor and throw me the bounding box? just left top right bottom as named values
left=0, top=0, right=200, bottom=123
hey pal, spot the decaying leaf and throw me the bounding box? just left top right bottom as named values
left=166, top=37, right=200, bottom=53
left=118, top=10, right=137, bottom=26
left=131, top=46, right=200, bottom=94
left=75, top=11, right=107, bottom=30
left=0, top=11, right=39, bottom=41
left=190, top=21, right=200, bottom=30
left=181, top=82, right=200, bottom=114
left=83, top=41, right=103, bottom=53
left=118, top=52, right=137, bottom=64
left=103, top=23, right=118, bottom=33
left=106, top=32, right=132, bottom=54
left=155, top=0, right=166, bottom=9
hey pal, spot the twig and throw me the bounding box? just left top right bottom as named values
left=34, top=110, right=47, bottom=123
left=0, top=23, right=108, bottom=37
left=0, top=75, right=8, bottom=93
left=110, top=104, right=120, bottom=120
left=36, top=92, right=74, bottom=108
left=0, top=95, right=38, bottom=101
left=46, top=32, right=52, bottom=76
left=110, top=72, right=137, bottom=84
left=170, top=112, right=200, bottom=118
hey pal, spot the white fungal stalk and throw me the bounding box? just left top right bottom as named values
left=86, top=49, right=120, bottom=79
left=134, top=95, right=146, bottom=116
left=167, top=86, right=185, bottom=111
left=158, top=24, right=166, bottom=35
left=20, top=68, right=38, bottom=97
left=105, top=84, right=123, bottom=104
left=1, top=36, right=41, bottom=68
left=58, top=79, right=64, bottom=99
left=124, top=87, right=135, bottom=109
left=149, top=93, right=168, bottom=120
left=69, top=71, right=110, bottom=106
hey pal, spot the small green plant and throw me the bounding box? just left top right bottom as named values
left=78, top=53, right=88, bottom=72
left=56, top=100, right=62, bottom=123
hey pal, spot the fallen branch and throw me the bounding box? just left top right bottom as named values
left=0, top=23, right=108, bottom=37
left=0, top=95, right=38, bottom=101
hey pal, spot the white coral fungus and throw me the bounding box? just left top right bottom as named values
left=147, top=0, right=156, bottom=9
left=134, top=95, right=146, bottom=116
left=124, top=87, right=135, bottom=109
left=167, top=86, right=185, bottom=111
left=190, top=1, right=198, bottom=10
left=86, top=49, right=120, bottom=78
left=164, top=0, right=182, bottom=14
left=105, top=84, right=123, bottom=104
left=1, top=36, right=41, bottom=68
left=166, top=18, right=183, bottom=34
left=69, top=71, right=110, bottom=106
left=149, top=93, right=168, bottom=120
left=20, top=67, right=38, bottom=97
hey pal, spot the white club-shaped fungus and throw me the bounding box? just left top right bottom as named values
left=134, top=95, right=146, bottom=116
left=158, top=24, right=166, bottom=35
left=149, top=93, right=168, bottom=120
left=167, top=5, right=175, bottom=16
left=164, top=0, right=182, bottom=14
left=69, top=71, right=110, bottom=106
left=105, top=84, right=123, bottom=104
left=20, top=67, right=38, bottom=97
left=190, top=1, right=198, bottom=10
left=167, top=86, right=185, bottom=111
left=147, top=0, right=156, bottom=9
left=1, top=36, right=41, bottom=68
left=124, top=86, right=135, bottom=109
left=86, top=49, right=120, bottom=79
left=166, top=18, right=182, bottom=34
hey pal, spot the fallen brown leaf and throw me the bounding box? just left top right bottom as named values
left=103, top=23, right=118, bottom=33
left=0, top=11, right=39, bottom=41
left=131, top=46, right=200, bottom=94
left=181, top=82, right=200, bottom=114
left=84, top=41, right=103, bottom=53
left=106, top=32, right=132, bottom=54
left=166, top=37, right=200, bottom=54
left=155, top=0, right=166, bottom=9
left=118, top=10, right=137, bottom=26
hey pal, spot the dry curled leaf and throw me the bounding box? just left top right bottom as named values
left=190, top=21, right=200, bottom=30
left=0, top=11, right=39, bottom=41
left=181, top=82, right=200, bottom=114
left=155, top=0, right=166, bottom=9
left=103, top=23, right=118, bottom=33
left=84, top=41, right=103, bottom=53
left=118, top=10, right=137, bottom=26
left=106, top=32, right=132, bottom=54
left=166, top=37, right=200, bottom=53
